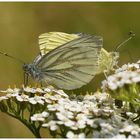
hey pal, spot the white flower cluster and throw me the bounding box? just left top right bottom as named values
left=0, top=86, right=68, bottom=105
left=114, top=121, right=140, bottom=138
left=30, top=91, right=140, bottom=138
left=92, top=117, right=140, bottom=138
left=31, top=111, right=49, bottom=121
left=115, top=60, right=140, bottom=73
left=102, top=60, right=140, bottom=91
left=0, top=86, right=140, bottom=138
left=34, top=92, right=108, bottom=130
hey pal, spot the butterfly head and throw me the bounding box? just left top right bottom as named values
left=23, top=63, right=42, bottom=81
left=23, top=64, right=34, bottom=76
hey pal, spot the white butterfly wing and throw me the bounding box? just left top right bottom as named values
left=39, top=32, right=79, bottom=56
left=37, top=34, right=103, bottom=90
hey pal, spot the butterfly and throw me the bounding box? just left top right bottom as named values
left=23, top=32, right=120, bottom=90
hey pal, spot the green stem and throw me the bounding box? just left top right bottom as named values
left=6, top=112, right=41, bottom=138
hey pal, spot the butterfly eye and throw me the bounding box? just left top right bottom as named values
left=23, top=64, right=28, bottom=70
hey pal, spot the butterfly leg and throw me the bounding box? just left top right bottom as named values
left=103, top=70, right=108, bottom=80
left=24, top=72, right=29, bottom=87
left=40, top=81, right=43, bottom=87
left=24, top=72, right=26, bottom=86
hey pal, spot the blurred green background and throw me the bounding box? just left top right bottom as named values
left=0, top=2, right=140, bottom=138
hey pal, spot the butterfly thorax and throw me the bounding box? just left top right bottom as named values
left=96, top=48, right=119, bottom=74
left=23, top=64, right=43, bottom=81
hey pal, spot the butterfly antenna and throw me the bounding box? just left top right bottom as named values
left=0, top=51, right=25, bottom=64
left=115, top=31, right=135, bottom=51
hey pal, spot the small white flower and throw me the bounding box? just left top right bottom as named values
left=31, top=113, right=45, bottom=121
left=13, top=88, right=21, bottom=93
left=49, top=94, right=61, bottom=101
left=87, top=119, right=94, bottom=127
left=56, top=105, right=66, bottom=112
left=132, top=74, right=140, bottom=83
left=44, top=98, right=52, bottom=104
left=137, top=60, right=140, bottom=64
left=115, top=63, right=140, bottom=73
left=64, top=120, right=75, bottom=127
left=78, top=133, right=85, bottom=138
left=43, top=94, right=53, bottom=103
left=47, top=104, right=58, bottom=111
left=108, top=81, right=118, bottom=90
left=131, top=130, right=139, bottom=136
left=103, top=107, right=114, bottom=114
left=66, top=131, right=75, bottom=138
left=0, top=88, right=13, bottom=93
left=100, top=122, right=113, bottom=132
left=0, top=88, right=19, bottom=95
left=56, top=112, right=75, bottom=127
left=29, top=96, right=44, bottom=105
left=58, top=98, right=70, bottom=105
left=0, top=96, right=8, bottom=101
left=56, top=110, right=74, bottom=120
left=41, top=111, right=49, bottom=118
left=76, top=119, right=86, bottom=129
left=31, top=112, right=49, bottom=122
left=23, top=86, right=36, bottom=93
left=66, top=131, right=85, bottom=138
left=16, top=94, right=29, bottom=102
left=6, top=92, right=19, bottom=97
left=84, top=94, right=96, bottom=101
left=52, top=89, right=68, bottom=98
left=115, top=64, right=128, bottom=73
left=76, top=113, right=88, bottom=121
left=64, top=101, right=83, bottom=112
left=126, top=112, right=138, bottom=119
left=42, top=123, right=49, bottom=127
left=0, top=88, right=20, bottom=95
left=120, top=125, right=134, bottom=133
left=93, top=92, right=109, bottom=103
left=65, top=111, right=74, bottom=119
left=107, top=76, right=119, bottom=90
left=114, top=134, right=126, bottom=138
left=35, top=88, right=46, bottom=93
left=44, top=88, right=52, bottom=93
left=42, top=121, right=58, bottom=131
left=5, top=93, right=13, bottom=98
left=128, top=63, right=139, bottom=70
left=102, top=68, right=140, bottom=91
left=56, top=121, right=64, bottom=125
left=56, top=112, right=67, bottom=121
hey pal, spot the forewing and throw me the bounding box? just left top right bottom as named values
left=37, top=34, right=103, bottom=90
left=39, top=32, right=79, bottom=56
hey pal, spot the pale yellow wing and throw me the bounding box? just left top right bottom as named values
left=39, top=32, right=79, bottom=56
